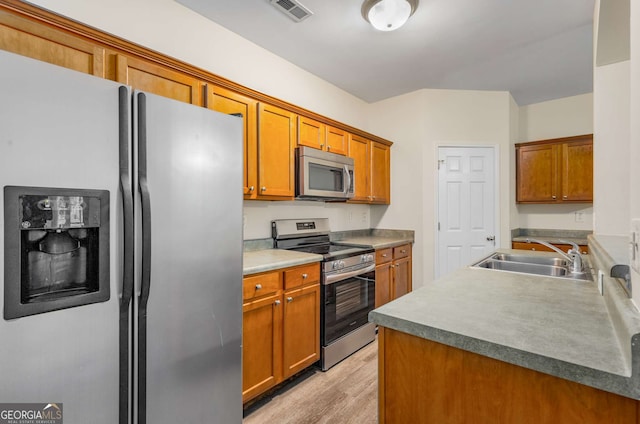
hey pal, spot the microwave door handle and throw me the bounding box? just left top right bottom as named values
left=344, top=165, right=351, bottom=195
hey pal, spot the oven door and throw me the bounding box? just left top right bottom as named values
left=322, top=264, right=375, bottom=346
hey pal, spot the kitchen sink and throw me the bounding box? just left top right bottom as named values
left=490, top=253, right=568, bottom=267
left=472, top=253, right=593, bottom=281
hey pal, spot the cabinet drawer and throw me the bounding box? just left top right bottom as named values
left=284, top=263, right=320, bottom=290
left=393, top=244, right=411, bottom=260
left=376, top=248, right=393, bottom=264
left=243, top=271, right=281, bottom=301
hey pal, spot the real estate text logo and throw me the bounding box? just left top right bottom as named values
left=0, top=403, right=63, bottom=424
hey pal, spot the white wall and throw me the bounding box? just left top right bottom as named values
left=629, top=0, right=640, bottom=307
left=593, top=61, right=630, bottom=235
left=367, top=89, right=513, bottom=284
left=516, top=94, right=594, bottom=231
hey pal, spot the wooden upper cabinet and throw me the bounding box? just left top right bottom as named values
left=516, top=143, right=559, bottom=202
left=0, top=11, right=104, bottom=77
left=516, top=134, right=592, bottom=204
left=257, top=103, right=296, bottom=199
left=562, top=140, right=593, bottom=202
left=114, top=54, right=202, bottom=105
left=371, top=141, right=391, bottom=204
left=348, top=134, right=371, bottom=202
left=297, top=116, right=326, bottom=151
left=207, top=85, right=258, bottom=198
left=325, top=125, right=348, bottom=155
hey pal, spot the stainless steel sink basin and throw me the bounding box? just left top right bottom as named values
left=491, top=253, right=568, bottom=267
left=476, top=259, right=567, bottom=276
left=472, top=253, right=593, bottom=281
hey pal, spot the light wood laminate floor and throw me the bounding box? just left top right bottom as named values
left=243, top=338, right=378, bottom=424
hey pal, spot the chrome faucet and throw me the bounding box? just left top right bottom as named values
left=525, top=238, right=584, bottom=273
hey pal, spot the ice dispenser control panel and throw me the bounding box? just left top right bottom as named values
left=19, top=195, right=101, bottom=230
left=4, top=186, right=110, bottom=320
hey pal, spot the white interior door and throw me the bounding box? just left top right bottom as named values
left=437, top=146, right=497, bottom=277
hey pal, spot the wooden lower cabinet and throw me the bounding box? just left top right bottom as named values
left=283, top=283, right=320, bottom=379
left=375, top=244, right=412, bottom=308
left=378, top=327, right=639, bottom=424
left=242, top=263, right=320, bottom=403
left=242, top=291, right=283, bottom=402
left=512, top=241, right=588, bottom=254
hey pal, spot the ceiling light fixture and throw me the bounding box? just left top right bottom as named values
left=362, top=0, right=418, bottom=32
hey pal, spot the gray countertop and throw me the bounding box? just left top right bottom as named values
left=369, top=248, right=640, bottom=399
left=333, top=235, right=413, bottom=250
left=243, top=231, right=414, bottom=275
left=243, top=249, right=322, bottom=276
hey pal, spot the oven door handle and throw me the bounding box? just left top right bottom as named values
left=324, top=263, right=376, bottom=285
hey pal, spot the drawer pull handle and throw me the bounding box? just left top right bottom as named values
left=274, top=300, right=281, bottom=305
left=302, top=273, right=308, bottom=279
left=382, top=254, right=388, bottom=257
left=287, top=297, right=293, bottom=303
left=255, top=284, right=262, bottom=290
left=401, top=249, right=406, bottom=253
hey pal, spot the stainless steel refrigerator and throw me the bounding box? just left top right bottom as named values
left=0, top=50, right=243, bottom=424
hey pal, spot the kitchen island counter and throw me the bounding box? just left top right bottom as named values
left=369, top=249, right=640, bottom=399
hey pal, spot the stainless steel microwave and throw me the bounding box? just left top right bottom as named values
left=296, top=146, right=354, bottom=200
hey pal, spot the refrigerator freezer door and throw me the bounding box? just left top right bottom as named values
left=133, top=91, right=243, bottom=423
left=0, top=51, right=121, bottom=423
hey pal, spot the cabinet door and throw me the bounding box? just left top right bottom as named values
left=375, top=263, right=392, bottom=308
left=115, top=54, right=202, bottom=105
left=282, top=284, right=320, bottom=379
left=392, top=256, right=412, bottom=300
left=516, top=144, right=559, bottom=203
left=0, top=13, right=105, bottom=77
left=298, top=116, right=325, bottom=150
left=371, top=141, right=391, bottom=204
left=348, top=134, right=371, bottom=202
left=242, top=293, right=283, bottom=403
left=208, top=85, right=258, bottom=197
left=562, top=141, right=593, bottom=202
left=512, top=242, right=588, bottom=255
left=326, top=125, right=348, bottom=155
left=257, top=103, right=296, bottom=198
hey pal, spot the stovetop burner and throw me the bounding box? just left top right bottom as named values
left=272, top=218, right=374, bottom=263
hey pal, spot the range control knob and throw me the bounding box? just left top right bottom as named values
left=361, top=254, right=374, bottom=263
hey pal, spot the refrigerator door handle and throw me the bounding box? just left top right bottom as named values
left=136, top=91, right=152, bottom=424
left=119, top=85, right=135, bottom=308
left=118, top=86, right=134, bottom=424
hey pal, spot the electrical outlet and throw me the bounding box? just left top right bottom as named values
left=575, top=211, right=585, bottom=223
left=631, top=219, right=640, bottom=273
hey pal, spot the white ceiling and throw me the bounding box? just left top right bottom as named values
left=176, top=0, right=595, bottom=106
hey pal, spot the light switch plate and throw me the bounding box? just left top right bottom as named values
left=631, top=219, right=640, bottom=273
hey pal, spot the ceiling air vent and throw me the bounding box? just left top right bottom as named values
left=270, top=0, right=313, bottom=22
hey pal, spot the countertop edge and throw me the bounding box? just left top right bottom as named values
left=370, top=309, right=640, bottom=400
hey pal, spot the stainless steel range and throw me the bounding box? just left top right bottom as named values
left=272, top=218, right=376, bottom=370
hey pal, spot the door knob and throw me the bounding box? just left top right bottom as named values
left=486, top=236, right=495, bottom=241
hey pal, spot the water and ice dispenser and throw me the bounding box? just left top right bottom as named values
left=4, top=186, right=110, bottom=319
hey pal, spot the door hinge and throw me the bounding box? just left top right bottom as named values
left=437, top=159, right=445, bottom=170
left=438, top=222, right=440, bottom=231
